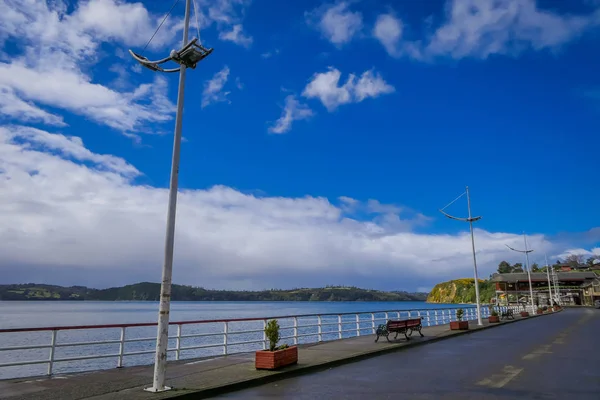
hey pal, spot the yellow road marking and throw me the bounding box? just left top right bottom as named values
left=476, top=365, right=524, bottom=388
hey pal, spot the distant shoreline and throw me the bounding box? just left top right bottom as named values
left=0, top=282, right=429, bottom=302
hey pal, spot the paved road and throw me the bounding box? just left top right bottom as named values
left=213, top=308, right=600, bottom=399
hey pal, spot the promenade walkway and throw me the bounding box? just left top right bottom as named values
left=1, top=311, right=556, bottom=400
left=218, top=307, right=600, bottom=399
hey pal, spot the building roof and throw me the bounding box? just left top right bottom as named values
left=490, top=272, right=597, bottom=283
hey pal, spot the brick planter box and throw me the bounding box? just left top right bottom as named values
left=488, top=315, right=500, bottom=323
left=450, top=321, right=469, bottom=330
left=520, top=311, right=530, bottom=317
left=255, top=346, right=298, bottom=370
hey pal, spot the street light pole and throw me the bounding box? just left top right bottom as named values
left=148, top=1, right=190, bottom=392
left=466, top=187, right=483, bottom=326
left=523, top=234, right=535, bottom=313
left=129, top=0, right=214, bottom=392
left=506, top=233, right=535, bottom=314
left=545, top=253, right=553, bottom=306
left=439, top=186, right=483, bottom=326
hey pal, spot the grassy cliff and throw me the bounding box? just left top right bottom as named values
left=426, top=278, right=496, bottom=304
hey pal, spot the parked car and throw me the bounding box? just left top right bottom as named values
left=595, top=300, right=600, bottom=309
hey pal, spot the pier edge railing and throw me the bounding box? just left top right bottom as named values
left=0, top=304, right=524, bottom=379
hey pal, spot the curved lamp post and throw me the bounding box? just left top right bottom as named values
left=439, top=186, right=483, bottom=326
left=130, top=0, right=213, bottom=393
left=506, top=233, right=535, bottom=314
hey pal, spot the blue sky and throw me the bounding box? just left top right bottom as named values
left=0, top=0, right=599, bottom=292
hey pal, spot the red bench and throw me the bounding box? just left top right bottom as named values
left=375, top=318, right=424, bottom=342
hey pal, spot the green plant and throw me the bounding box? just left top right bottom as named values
left=456, top=308, right=464, bottom=321
left=264, top=319, right=281, bottom=351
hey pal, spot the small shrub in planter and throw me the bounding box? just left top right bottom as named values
left=255, top=319, right=298, bottom=370
left=536, top=307, right=544, bottom=315
left=450, top=308, right=469, bottom=330
left=520, top=310, right=530, bottom=317
left=488, top=306, right=500, bottom=323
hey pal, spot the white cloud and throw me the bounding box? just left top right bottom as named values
left=373, top=13, right=404, bottom=58
left=0, top=86, right=66, bottom=127
left=302, top=68, right=395, bottom=111
left=261, top=49, right=280, bottom=58
left=197, top=0, right=253, bottom=47
left=0, top=0, right=177, bottom=134
left=0, top=125, right=595, bottom=290
left=374, top=0, right=600, bottom=60
left=202, top=66, right=231, bottom=108
left=219, top=24, right=253, bottom=47
left=235, top=77, right=244, bottom=90
left=268, top=95, right=314, bottom=134
left=306, top=1, right=363, bottom=46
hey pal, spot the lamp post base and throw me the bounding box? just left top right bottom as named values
left=144, top=386, right=172, bottom=393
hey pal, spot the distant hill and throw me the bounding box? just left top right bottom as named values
left=426, top=278, right=496, bottom=304
left=0, top=282, right=429, bottom=302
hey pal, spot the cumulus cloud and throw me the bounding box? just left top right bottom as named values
left=373, top=0, right=600, bottom=60
left=219, top=24, right=253, bottom=47
left=306, top=1, right=363, bottom=46
left=0, top=86, right=67, bottom=127
left=302, top=67, right=395, bottom=111
left=202, top=66, right=231, bottom=108
left=1, top=124, right=592, bottom=290
left=373, top=13, right=404, bottom=58
left=0, top=0, right=177, bottom=134
left=268, top=95, right=314, bottom=134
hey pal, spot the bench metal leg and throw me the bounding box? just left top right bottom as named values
left=404, top=330, right=410, bottom=341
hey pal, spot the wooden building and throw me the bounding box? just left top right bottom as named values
left=490, top=272, right=597, bottom=306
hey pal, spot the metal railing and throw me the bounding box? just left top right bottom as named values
left=0, top=304, right=523, bottom=380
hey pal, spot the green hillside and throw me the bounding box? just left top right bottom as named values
left=426, top=278, right=496, bottom=304
left=0, top=282, right=428, bottom=302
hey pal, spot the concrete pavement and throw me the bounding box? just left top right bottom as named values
left=0, top=310, right=559, bottom=400
left=213, top=308, right=600, bottom=399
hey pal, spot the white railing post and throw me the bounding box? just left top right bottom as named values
left=408, top=310, right=412, bottom=319
left=396, top=311, right=401, bottom=319
left=262, top=319, right=267, bottom=350
left=117, top=327, right=126, bottom=367
left=371, top=313, right=375, bottom=334
left=435, top=310, right=439, bottom=325
left=293, top=317, right=298, bottom=345
left=426, top=310, right=431, bottom=326
left=385, top=312, right=389, bottom=321
left=318, top=315, right=323, bottom=342
left=47, top=329, right=57, bottom=376
left=223, top=322, right=228, bottom=355
left=337, top=315, right=342, bottom=339
left=355, top=314, right=360, bottom=336
left=175, top=324, right=182, bottom=360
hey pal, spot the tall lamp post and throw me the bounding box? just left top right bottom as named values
left=129, top=0, right=213, bottom=392
left=439, top=186, right=483, bottom=326
left=506, top=233, right=535, bottom=313
left=545, top=253, right=553, bottom=306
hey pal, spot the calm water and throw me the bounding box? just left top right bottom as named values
left=0, top=301, right=476, bottom=380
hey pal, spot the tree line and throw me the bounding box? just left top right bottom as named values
left=496, top=253, right=599, bottom=274
left=0, top=282, right=429, bottom=302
